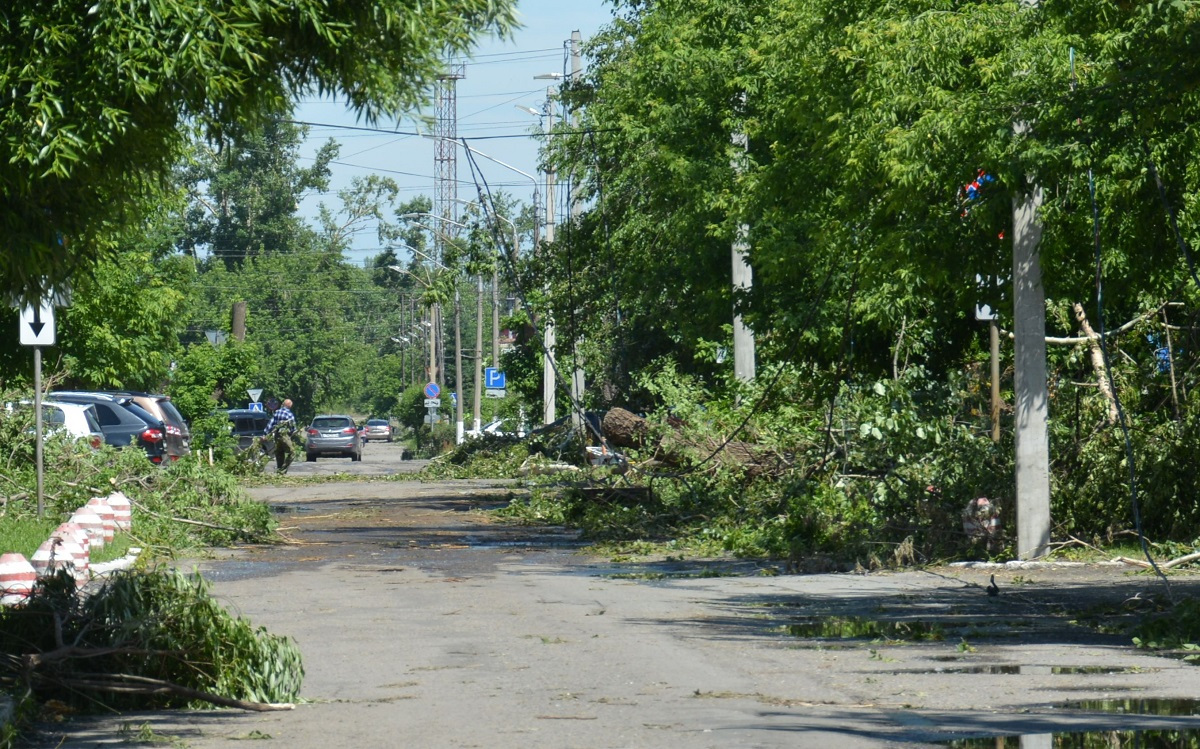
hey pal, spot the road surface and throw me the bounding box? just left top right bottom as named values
left=30, top=446, right=1200, bottom=747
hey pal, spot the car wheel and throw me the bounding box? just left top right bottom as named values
left=306, top=453, right=316, bottom=462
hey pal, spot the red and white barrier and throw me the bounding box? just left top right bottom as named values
left=69, top=509, right=106, bottom=550
left=0, top=553, right=37, bottom=606
left=86, top=499, right=117, bottom=544
left=104, top=492, right=132, bottom=531
left=49, top=525, right=91, bottom=579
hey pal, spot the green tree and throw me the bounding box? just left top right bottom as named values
left=1, top=0, right=516, bottom=302
left=181, top=120, right=337, bottom=268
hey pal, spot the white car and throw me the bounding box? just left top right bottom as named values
left=39, top=400, right=105, bottom=449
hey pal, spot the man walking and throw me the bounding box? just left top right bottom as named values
left=264, top=398, right=298, bottom=473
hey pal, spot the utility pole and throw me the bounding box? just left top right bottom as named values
left=231, top=301, right=247, bottom=342
left=474, top=273, right=483, bottom=433
left=1013, top=177, right=1050, bottom=559
left=454, top=287, right=464, bottom=444
left=542, top=93, right=557, bottom=425
left=731, top=116, right=756, bottom=384
left=568, top=30, right=586, bottom=435
left=1011, top=0, right=1051, bottom=559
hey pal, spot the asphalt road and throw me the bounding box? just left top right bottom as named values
left=30, top=448, right=1200, bottom=748
left=274, top=438, right=430, bottom=477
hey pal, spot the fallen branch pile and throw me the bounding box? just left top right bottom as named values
left=0, top=568, right=302, bottom=712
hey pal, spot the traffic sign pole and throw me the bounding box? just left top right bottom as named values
left=34, top=347, right=43, bottom=519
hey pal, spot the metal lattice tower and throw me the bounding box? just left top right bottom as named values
left=434, top=62, right=466, bottom=261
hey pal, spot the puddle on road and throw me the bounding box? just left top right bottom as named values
left=782, top=616, right=1042, bottom=642
left=943, top=728, right=1200, bottom=747
left=897, top=665, right=1151, bottom=676
left=1060, top=698, right=1200, bottom=716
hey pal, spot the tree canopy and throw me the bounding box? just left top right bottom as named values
left=0, top=0, right=516, bottom=302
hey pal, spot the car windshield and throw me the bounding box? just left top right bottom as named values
left=367, top=419, right=388, bottom=426
left=312, top=417, right=352, bottom=430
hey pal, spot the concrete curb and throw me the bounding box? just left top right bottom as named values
left=89, top=548, right=143, bottom=578
left=950, top=559, right=1126, bottom=569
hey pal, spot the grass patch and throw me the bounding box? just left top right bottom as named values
left=0, top=518, right=58, bottom=558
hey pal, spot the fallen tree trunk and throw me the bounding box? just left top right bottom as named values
left=601, top=408, right=790, bottom=477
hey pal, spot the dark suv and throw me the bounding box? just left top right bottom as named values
left=226, top=408, right=272, bottom=452
left=50, top=391, right=169, bottom=464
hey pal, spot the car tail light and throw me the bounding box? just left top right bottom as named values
left=341, top=427, right=357, bottom=435
left=150, top=455, right=163, bottom=464
left=140, top=428, right=164, bottom=443
left=89, top=435, right=103, bottom=450
left=308, top=428, right=319, bottom=436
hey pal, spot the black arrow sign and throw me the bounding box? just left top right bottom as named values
left=29, top=304, right=44, bottom=338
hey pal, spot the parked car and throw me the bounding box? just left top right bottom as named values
left=39, top=401, right=105, bottom=450
left=226, top=408, right=272, bottom=452
left=98, top=391, right=191, bottom=460
left=362, top=418, right=393, bottom=442
left=304, top=415, right=362, bottom=461
left=50, top=391, right=168, bottom=463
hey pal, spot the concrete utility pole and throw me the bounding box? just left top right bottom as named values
left=569, top=30, right=586, bottom=434
left=1012, top=0, right=1051, bottom=561
left=542, top=93, right=557, bottom=426
left=454, top=287, right=464, bottom=444
left=1013, top=181, right=1051, bottom=559
left=731, top=123, right=756, bottom=384
left=474, top=274, right=483, bottom=433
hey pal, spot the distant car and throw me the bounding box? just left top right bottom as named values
left=99, top=391, right=192, bottom=460
left=305, top=415, right=363, bottom=461
left=40, top=401, right=105, bottom=450
left=50, top=391, right=168, bottom=463
left=363, top=419, right=393, bottom=442
left=226, top=409, right=272, bottom=452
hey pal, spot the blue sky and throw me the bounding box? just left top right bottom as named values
left=294, top=0, right=617, bottom=263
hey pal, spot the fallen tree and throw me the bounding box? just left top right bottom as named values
left=0, top=568, right=302, bottom=712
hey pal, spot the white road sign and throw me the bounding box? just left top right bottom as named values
left=19, top=302, right=55, bottom=346
left=247, top=388, right=264, bottom=403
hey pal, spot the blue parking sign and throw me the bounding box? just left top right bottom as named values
left=484, top=367, right=506, bottom=389
left=248, top=402, right=264, bottom=412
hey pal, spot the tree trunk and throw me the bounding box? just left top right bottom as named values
left=1072, top=302, right=1119, bottom=425
left=602, top=407, right=648, bottom=449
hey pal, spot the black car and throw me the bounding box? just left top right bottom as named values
left=50, top=391, right=169, bottom=464
left=226, top=408, right=272, bottom=452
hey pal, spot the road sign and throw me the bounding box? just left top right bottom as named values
left=247, top=388, right=264, bottom=403
left=450, top=392, right=457, bottom=407
left=484, top=367, right=506, bottom=389
left=248, top=402, right=264, bottom=413
left=485, top=389, right=507, bottom=399
left=423, top=382, right=441, bottom=399
left=975, top=304, right=999, bottom=321
left=19, top=302, right=55, bottom=346
left=424, top=398, right=442, bottom=408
